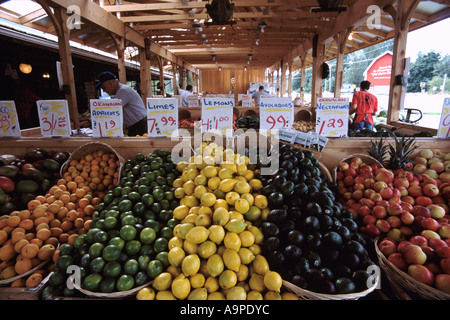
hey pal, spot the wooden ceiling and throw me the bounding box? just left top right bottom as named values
left=0, top=0, right=449, bottom=73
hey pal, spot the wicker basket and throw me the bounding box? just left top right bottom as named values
left=375, top=237, right=450, bottom=300
left=72, top=280, right=153, bottom=299
left=333, top=153, right=384, bottom=182
left=282, top=272, right=380, bottom=300
left=0, top=259, right=51, bottom=286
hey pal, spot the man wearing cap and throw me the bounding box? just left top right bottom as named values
left=95, top=71, right=147, bottom=136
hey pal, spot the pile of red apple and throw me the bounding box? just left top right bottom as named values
left=336, top=148, right=450, bottom=294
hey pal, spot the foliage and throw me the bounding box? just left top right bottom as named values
left=407, top=51, right=441, bottom=93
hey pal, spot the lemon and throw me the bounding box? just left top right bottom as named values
left=237, top=281, right=250, bottom=292
left=244, top=206, right=261, bottom=222
left=234, top=198, right=250, bottom=214
left=181, top=254, right=201, bottom=276
left=152, top=272, right=173, bottom=291
left=238, top=247, right=255, bottom=264
left=171, top=274, right=191, bottom=300
left=185, top=226, right=210, bottom=244
left=261, top=208, right=270, bottom=221
left=247, top=226, right=263, bottom=245
left=264, top=291, right=282, bottom=300
left=202, top=155, right=216, bottom=166
left=264, top=271, right=282, bottom=292
left=225, top=191, right=240, bottom=206
left=219, top=179, right=237, bottom=192
left=236, top=163, right=248, bottom=176
left=198, top=240, right=217, bottom=259
left=183, top=239, right=198, bottom=255
left=235, top=176, right=247, bottom=182
left=174, top=187, right=186, bottom=199
left=136, top=287, right=155, bottom=300
left=225, top=219, right=247, bottom=233
left=254, top=195, right=268, bottom=209
left=193, top=185, right=207, bottom=199
left=207, top=176, right=221, bottom=190
left=218, top=168, right=233, bottom=180
left=168, top=246, right=186, bottom=267
left=183, top=180, right=196, bottom=196
left=189, top=206, right=200, bottom=214
left=205, top=276, right=219, bottom=293
left=236, top=264, right=249, bottom=282
left=216, top=245, right=226, bottom=256
left=156, top=290, right=177, bottom=300
left=168, top=236, right=184, bottom=249
left=213, top=199, right=229, bottom=210
left=247, top=291, right=263, bottom=300
left=219, top=270, right=237, bottom=289
left=203, top=166, right=218, bottom=178
left=173, top=222, right=194, bottom=239
left=249, top=273, right=265, bottom=292
left=241, top=193, right=254, bottom=206
left=195, top=214, right=212, bottom=227
left=212, top=207, right=230, bottom=226
left=200, top=193, right=216, bottom=207
left=253, top=255, right=269, bottom=275
left=234, top=181, right=251, bottom=194
left=186, top=168, right=199, bottom=181
left=173, top=178, right=185, bottom=188
left=244, top=170, right=254, bottom=181
left=188, top=287, right=208, bottom=300
left=221, top=163, right=237, bottom=173
left=208, top=225, right=225, bottom=244
left=239, top=231, right=255, bottom=247
left=239, top=155, right=250, bottom=165
left=206, top=254, right=224, bottom=277
left=182, top=213, right=198, bottom=224
left=166, top=265, right=181, bottom=279
left=248, top=244, right=262, bottom=255
left=249, top=179, right=263, bottom=191
left=183, top=195, right=199, bottom=208
left=176, top=161, right=189, bottom=172
left=199, top=260, right=209, bottom=277
left=213, top=189, right=226, bottom=200
left=190, top=273, right=206, bottom=288
left=226, top=286, right=247, bottom=300
left=207, top=291, right=226, bottom=300
left=173, top=205, right=190, bottom=220
left=282, top=292, right=299, bottom=300
left=224, top=232, right=241, bottom=251
left=198, top=206, right=213, bottom=216
left=222, top=248, right=241, bottom=272
left=229, top=211, right=244, bottom=221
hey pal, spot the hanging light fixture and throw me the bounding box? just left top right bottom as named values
left=244, top=66, right=247, bottom=71
left=248, top=54, right=252, bottom=61
left=348, top=32, right=353, bottom=40
left=258, top=19, right=267, bottom=33
left=219, top=67, right=222, bottom=71
left=19, top=63, right=32, bottom=74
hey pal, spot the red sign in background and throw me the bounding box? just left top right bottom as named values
left=365, top=52, right=393, bottom=86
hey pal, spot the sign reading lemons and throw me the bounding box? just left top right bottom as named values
left=201, top=97, right=234, bottom=136
left=90, top=99, right=123, bottom=138
left=437, top=97, right=450, bottom=139
left=259, top=97, right=294, bottom=131
left=0, top=101, right=20, bottom=138
left=37, top=100, right=71, bottom=137
left=315, top=97, right=349, bottom=137
left=146, top=97, right=178, bottom=137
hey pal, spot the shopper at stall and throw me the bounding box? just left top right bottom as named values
left=252, top=85, right=265, bottom=106
left=178, top=84, right=194, bottom=107
left=349, top=80, right=378, bottom=131
left=95, top=71, right=147, bottom=136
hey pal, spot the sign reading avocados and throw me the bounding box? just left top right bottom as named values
left=0, top=100, right=21, bottom=138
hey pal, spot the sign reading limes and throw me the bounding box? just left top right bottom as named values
left=90, top=99, right=123, bottom=138
left=201, top=97, right=234, bottom=136
left=37, top=100, right=71, bottom=137
left=315, top=97, right=349, bottom=137
left=437, top=97, right=450, bottom=139
left=259, top=97, right=294, bottom=131
left=147, top=97, right=178, bottom=137
left=0, top=101, right=20, bottom=138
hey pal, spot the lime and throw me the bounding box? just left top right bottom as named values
left=99, top=277, right=116, bottom=293
left=90, top=257, right=105, bottom=274
left=147, top=259, right=163, bottom=278
left=82, top=274, right=102, bottom=292
left=108, top=237, right=125, bottom=250
left=128, top=191, right=141, bottom=202
left=116, top=274, right=134, bottom=291
left=144, top=219, right=161, bottom=233
left=140, top=227, right=156, bottom=244
left=121, top=215, right=137, bottom=226
left=124, top=259, right=139, bottom=275
left=135, top=271, right=150, bottom=286
left=85, top=228, right=101, bottom=243
left=103, top=261, right=121, bottom=278
left=102, top=244, right=121, bottom=262
left=153, top=189, right=165, bottom=201
left=145, top=171, right=156, bottom=181
left=118, top=199, right=133, bottom=213
left=120, top=225, right=137, bottom=241
left=138, top=255, right=151, bottom=271
left=141, top=194, right=154, bottom=206
left=167, top=218, right=179, bottom=229
left=159, top=210, right=172, bottom=222
left=89, top=242, right=105, bottom=258
left=94, top=230, right=109, bottom=244
left=106, top=210, right=119, bottom=218
left=133, top=202, right=146, bottom=215
left=153, top=237, right=168, bottom=253
left=125, top=240, right=141, bottom=256
left=159, top=226, right=173, bottom=240
left=156, top=251, right=169, bottom=267
left=104, top=216, right=118, bottom=230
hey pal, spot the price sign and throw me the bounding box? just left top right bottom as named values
left=0, top=101, right=20, bottom=138
left=188, top=96, right=200, bottom=108
left=437, top=97, right=450, bottom=138
left=239, top=94, right=252, bottom=107
left=201, top=97, right=234, bottom=136
left=90, top=99, right=123, bottom=137
left=259, top=97, right=293, bottom=131
left=315, top=97, right=349, bottom=137
left=37, top=100, right=71, bottom=137
left=147, top=97, right=178, bottom=137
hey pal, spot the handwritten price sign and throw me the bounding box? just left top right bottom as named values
left=90, top=99, right=123, bottom=138
left=201, top=97, right=234, bottom=136
left=147, top=98, right=178, bottom=137
left=0, top=101, right=20, bottom=138
left=259, top=97, right=293, bottom=131
left=315, top=97, right=349, bottom=137
left=37, top=100, right=71, bottom=137
left=437, top=97, right=450, bottom=138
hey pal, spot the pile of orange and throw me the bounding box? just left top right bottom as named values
left=0, top=150, right=121, bottom=285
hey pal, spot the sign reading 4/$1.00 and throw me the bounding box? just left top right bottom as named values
left=315, top=97, right=349, bottom=137
left=0, top=100, right=21, bottom=138
left=147, top=97, right=178, bottom=137
left=37, top=100, right=71, bottom=137
left=201, top=97, right=234, bottom=136
left=90, top=99, right=123, bottom=138
left=437, top=97, right=450, bottom=139
left=259, top=97, right=294, bottom=131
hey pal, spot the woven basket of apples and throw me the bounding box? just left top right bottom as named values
left=335, top=134, right=450, bottom=299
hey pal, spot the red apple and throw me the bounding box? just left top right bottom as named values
left=408, top=265, right=435, bottom=285
left=421, top=246, right=436, bottom=259
left=386, top=228, right=405, bottom=242
left=401, top=195, right=415, bottom=206
left=363, top=178, right=375, bottom=189
left=363, top=223, right=381, bottom=237
left=407, top=185, right=423, bottom=197
left=387, top=203, right=403, bottom=216
left=343, top=192, right=353, bottom=201
left=397, top=187, right=408, bottom=197
left=400, top=211, right=415, bottom=225
left=359, top=169, right=374, bottom=179
left=414, top=156, right=428, bottom=165
left=344, top=168, right=357, bottom=177
left=352, top=190, right=364, bottom=201
left=351, top=157, right=363, bottom=166
left=424, top=169, right=439, bottom=179
left=353, top=183, right=365, bottom=191
left=375, top=168, right=394, bottom=184
left=372, top=205, right=387, bottom=219
left=339, top=161, right=349, bottom=172
left=400, top=226, right=414, bottom=238
left=369, top=192, right=383, bottom=203
left=421, top=230, right=441, bottom=240
left=413, top=164, right=428, bottom=174
left=397, top=240, right=413, bottom=254
left=376, top=200, right=389, bottom=208
left=416, top=196, right=433, bottom=207
left=400, top=201, right=414, bottom=213
left=364, top=189, right=375, bottom=199
left=387, top=216, right=402, bottom=228
left=436, top=246, right=450, bottom=258
left=429, top=238, right=448, bottom=250
left=439, top=172, right=450, bottom=183
left=427, top=204, right=446, bottom=219
left=357, top=205, right=371, bottom=217
left=379, top=187, right=394, bottom=200
left=373, top=181, right=388, bottom=192
left=376, top=219, right=391, bottom=233
left=439, top=225, right=450, bottom=239
left=359, top=198, right=375, bottom=209
left=410, top=235, right=428, bottom=247
left=403, top=245, right=427, bottom=264
left=425, top=262, right=441, bottom=274
left=423, top=184, right=440, bottom=197
left=422, top=218, right=441, bottom=232
left=413, top=205, right=432, bottom=218
left=442, top=186, right=450, bottom=200
left=378, top=238, right=398, bottom=257
left=435, top=274, right=450, bottom=294
left=440, top=258, right=450, bottom=274
left=336, top=171, right=345, bottom=181
left=394, top=177, right=410, bottom=189
left=432, top=196, right=446, bottom=205
left=421, top=177, right=438, bottom=187
left=362, top=215, right=377, bottom=225
left=388, top=252, right=407, bottom=270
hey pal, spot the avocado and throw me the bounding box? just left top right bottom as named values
left=280, top=180, right=295, bottom=197
left=309, top=191, right=334, bottom=208
left=42, top=158, right=60, bottom=172
left=0, top=165, right=20, bottom=179
left=263, top=236, right=280, bottom=253
left=21, top=167, right=44, bottom=182
left=0, top=188, right=6, bottom=205
left=321, top=231, right=343, bottom=250
left=15, top=180, right=39, bottom=194
left=260, top=222, right=280, bottom=238
left=266, top=209, right=287, bottom=223
left=335, top=277, right=356, bottom=294
left=266, top=250, right=285, bottom=269
left=283, top=245, right=302, bottom=261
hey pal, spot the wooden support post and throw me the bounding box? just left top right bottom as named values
left=172, top=66, right=178, bottom=95
left=288, top=61, right=293, bottom=97
left=387, top=0, right=419, bottom=124
left=179, top=66, right=185, bottom=89
left=156, top=55, right=165, bottom=96
left=299, top=53, right=306, bottom=104
left=110, top=33, right=126, bottom=84
left=139, top=49, right=151, bottom=102
left=334, top=28, right=352, bottom=98
left=311, top=41, right=324, bottom=109
left=280, top=60, right=286, bottom=97
left=276, top=69, right=280, bottom=97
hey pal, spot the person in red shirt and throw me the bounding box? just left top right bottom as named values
left=349, top=80, right=378, bottom=131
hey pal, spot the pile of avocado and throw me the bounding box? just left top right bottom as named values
left=41, top=150, right=181, bottom=298
left=235, top=115, right=260, bottom=129
left=257, top=143, right=377, bottom=295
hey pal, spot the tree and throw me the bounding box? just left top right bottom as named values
left=407, top=51, right=441, bottom=92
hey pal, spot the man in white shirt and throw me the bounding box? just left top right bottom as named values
left=178, top=85, right=194, bottom=107
left=95, top=71, right=147, bottom=136
left=252, top=85, right=265, bottom=106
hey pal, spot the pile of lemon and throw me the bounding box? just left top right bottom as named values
left=136, top=142, right=297, bottom=300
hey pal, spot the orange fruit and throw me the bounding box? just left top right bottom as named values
left=34, top=217, right=49, bottom=227
left=58, top=233, right=69, bottom=243
left=25, top=273, right=43, bottom=288
left=0, top=243, right=16, bottom=261
left=21, top=243, right=39, bottom=259
left=0, top=230, right=7, bottom=245
left=14, top=239, right=29, bottom=254
left=67, top=210, right=78, bottom=221
left=60, top=221, right=73, bottom=232
left=50, top=227, right=63, bottom=238
left=18, top=210, right=31, bottom=220
left=14, top=257, right=33, bottom=274
left=11, top=232, right=26, bottom=244
left=36, top=228, right=51, bottom=241
left=19, top=219, right=34, bottom=231
left=7, top=215, right=21, bottom=228
left=78, top=198, right=89, bottom=209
